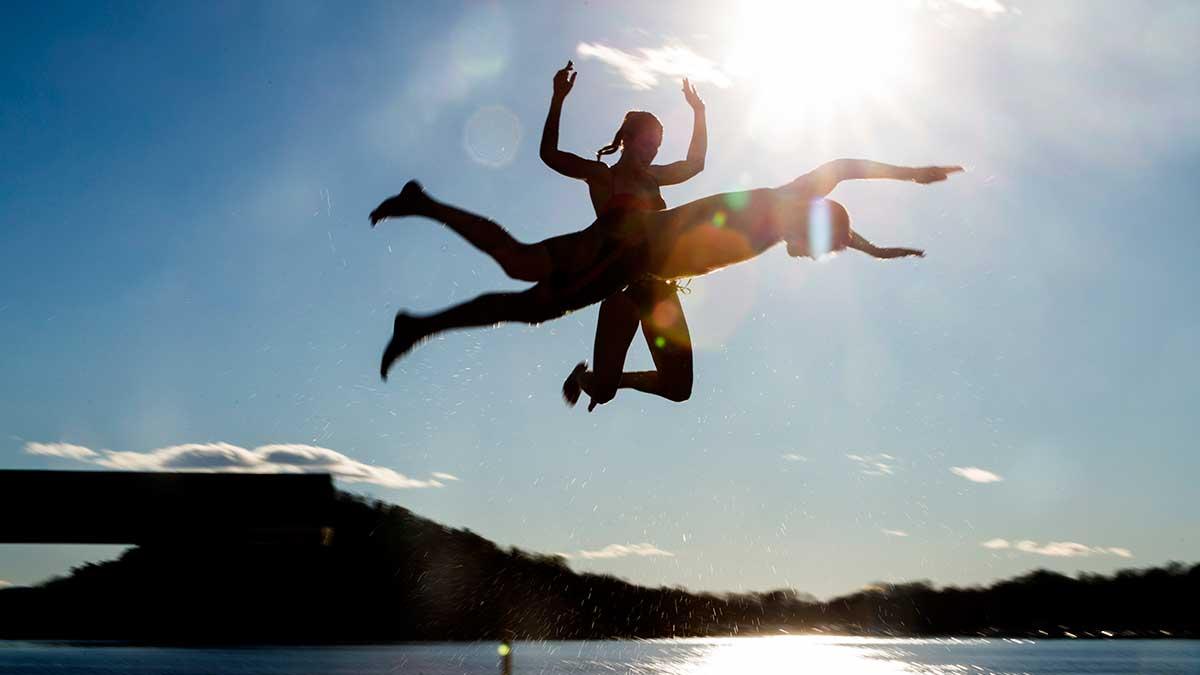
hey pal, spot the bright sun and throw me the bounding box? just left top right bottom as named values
left=725, top=0, right=916, bottom=141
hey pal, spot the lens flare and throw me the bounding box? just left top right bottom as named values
left=450, top=4, right=512, bottom=80
left=808, top=200, right=832, bottom=257
left=723, top=191, right=751, bottom=211
left=463, top=105, right=522, bottom=168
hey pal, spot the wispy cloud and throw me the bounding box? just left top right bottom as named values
left=934, top=0, right=1009, bottom=17
left=432, top=472, right=460, bottom=481
left=781, top=454, right=807, bottom=462
left=566, top=543, right=675, bottom=560
left=981, top=539, right=1134, bottom=558
left=846, top=453, right=896, bottom=476
left=882, top=529, right=909, bottom=537
left=23, top=441, right=449, bottom=490
left=576, top=41, right=731, bottom=91
left=951, top=466, right=1003, bottom=483
left=25, top=442, right=99, bottom=460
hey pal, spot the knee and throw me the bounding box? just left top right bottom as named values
left=589, top=387, right=617, bottom=407
left=663, top=379, right=692, bottom=403
left=585, top=373, right=619, bottom=406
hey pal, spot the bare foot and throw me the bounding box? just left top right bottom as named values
left=562, top=361, right=588, bottom=407
left=369, top=180, right=427, bottom=227
left=380, top=312, right=426, bottom=380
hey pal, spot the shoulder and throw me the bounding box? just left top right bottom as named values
left=584, top=162, right=613, bottom=185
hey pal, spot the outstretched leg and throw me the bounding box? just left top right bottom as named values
left=381, top=285, right=565, bottom=379
left=565, top=279, right=693, bottom=409
left=381, top=253, right=636, bottom=380
left=371, top=181, right=552, bottom=282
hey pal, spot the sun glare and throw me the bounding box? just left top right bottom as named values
left=681, top=636, right=914, bottom=675
left=726, top=0, right=916, bottom=141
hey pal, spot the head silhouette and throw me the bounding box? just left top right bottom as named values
left=596, top=111, right=663, bottom=167
left=786, top=199, right=851, bottom=258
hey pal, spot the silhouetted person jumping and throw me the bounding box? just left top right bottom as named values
left=535, top=61, right=705, bottom=411
left=370, top=156, right=959, bottom=381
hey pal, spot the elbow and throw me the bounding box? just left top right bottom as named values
left=538, top=148, right=559, bottom=168
left=814, top=158, right=854, bottom=184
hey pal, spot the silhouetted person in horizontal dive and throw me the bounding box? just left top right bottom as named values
left=537, top=61, right=704, bottom=411
left=371, top=154, right=961, bottom=380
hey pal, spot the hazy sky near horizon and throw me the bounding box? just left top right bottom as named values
left=1, top=0, right=1198, bottom=599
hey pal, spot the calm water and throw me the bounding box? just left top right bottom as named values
left=1, top=637, right=1198, bottom=674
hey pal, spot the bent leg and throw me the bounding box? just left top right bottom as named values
left=632, top=282, right=693, bottom=402
left=372, top=181, right=552, bottom=282
left=571, top=279, right=694, bottom=409
left=572, top=290, right=642, bottom=407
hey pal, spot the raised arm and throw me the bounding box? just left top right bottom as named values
left=846, top=229, right=925, bottom=260
left=793, top=159, right=963, bottom=198
left=539, top=61, right=607, bottom=181
left=651, top=78, right=707, bottom=186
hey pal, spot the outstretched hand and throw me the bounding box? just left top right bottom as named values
left=682, top=77, right=704, bottom=111
left=911, top=165, right=964, bottom=184
left=879, top=247, right=925, bottom=259
left=553, top=60, right=577, bottom=99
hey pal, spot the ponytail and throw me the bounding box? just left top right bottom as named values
left=596, top=128, right=624, bottom=162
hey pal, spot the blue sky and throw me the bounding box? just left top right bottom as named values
left=1, top=0, right=1198, bottom=599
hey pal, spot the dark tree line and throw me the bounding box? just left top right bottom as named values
left=0, top=492, right=1195, bottom=642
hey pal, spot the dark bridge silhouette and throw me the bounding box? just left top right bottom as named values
left=0, top=470, right=334, bottom=546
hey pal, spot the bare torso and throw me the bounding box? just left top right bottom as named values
left=586, top=163, right=666, bottom=217
left=646, top=188, right=795, bottom=280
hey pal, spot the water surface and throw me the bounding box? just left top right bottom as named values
left=1, top=636, right=1198, bottom=674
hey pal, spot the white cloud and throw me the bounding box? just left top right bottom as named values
left=24, top=441, right=449, bottom=490
left=846, top=453, right=896, bottom=476
left=780, top=454, right=807, bottom=462
left=575, top=543, right=675, bottom=560
left=576, top=41, right=732, bottom=91
left=24, top=442, right=98, bottom=460
left=950, top=466, right=1004, bottom=483
left=432, top=472, right=460, bottom=481
left=932, top=0, right=1008, bottom=17
left=0, top=580, right=12, bottom=589
left=882, top=529, right=909, bottom=537
left=982, top=538, right=1133, bottom=558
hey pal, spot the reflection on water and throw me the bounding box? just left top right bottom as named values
left=670, top=636, right=933, bottom=674
left=602, top=637, right=1027, bottom=675
left=1, top=636, right=1198, bottom=675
